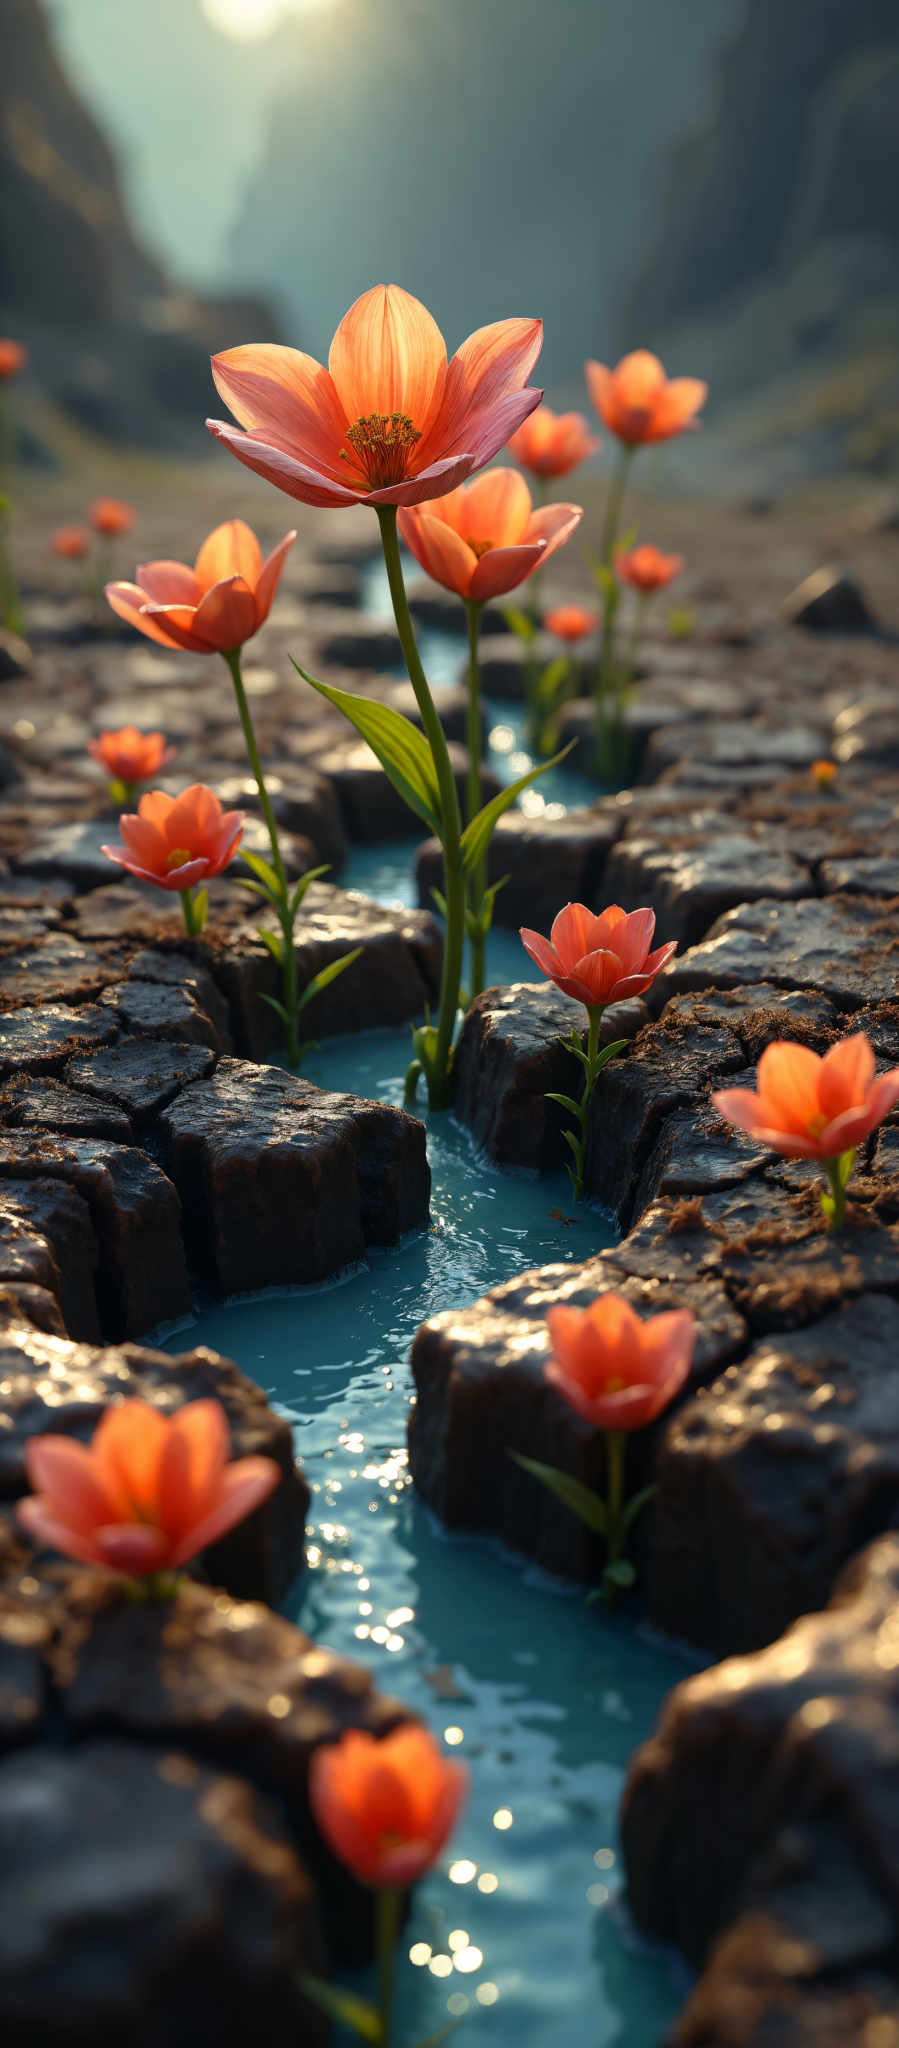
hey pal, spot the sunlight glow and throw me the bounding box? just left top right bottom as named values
left=202, top=0, right=337, bottom=39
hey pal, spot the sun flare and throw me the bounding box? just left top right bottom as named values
left=201, top=0, right=337, bottom=39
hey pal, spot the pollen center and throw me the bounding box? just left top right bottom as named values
left=468, top=539, right=494, bottom=559
left=166, top=847, right=194, bottom=871
left=806, top=1112, right=829, bottom=1137
left=343, top=412, right=421, bottom=491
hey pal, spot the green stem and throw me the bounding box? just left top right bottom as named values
left=465, top=597, right=487, bottom=1001
left=376, top=1886, right=399, bottom=2048
left=605, top=1431, right=627, bottom=1563
left=570, top=1006, right=603, bottom=1200
left=223, top=647, right=300, bottom=1068
left=598, top=442, right=634, bottom=567
left=179, top=888, right=201, bottom=938
left=624, top=592, right=649, bottom=691
left=822, top=1153, right=851, bottom=1232
left=377, top=506, right=464, bottom=1108
left=594, top=445, right=635, bottom=766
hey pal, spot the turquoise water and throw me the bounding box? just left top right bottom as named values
left=158, top=582, right=697, bottom=2045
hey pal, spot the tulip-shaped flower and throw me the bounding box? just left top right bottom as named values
left=89, top=496, right=135, bottom=537
left=89, top=725, right=175, bottom=805
left=105, top=517, right=295, bottom=655
left=0, top=339, right=27, bottom=380
left=544, top=604, right=599, bottom=643
left=399, top=470, right=581, bottom=1001
left=306, top=1723, right=469, bottom=2047
left=102, top=783, right=244, bottom=937
left=520, top=904, right=676, bottom=1199
left=514, top=1294, right=695, bottom=1605
left=51, top=525, right=91, bottom=560
left=508, top=404, right=598, bottom=479
left=16, top=1397, right=280, bottom=1585
left=713, top=1034, right=899, bottom=1231
left=615, top=544, right=684, bottom=594
left=586, top=351, right=707, bottom=448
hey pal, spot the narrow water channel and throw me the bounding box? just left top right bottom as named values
left=160, top=561, right=699, bottom=2046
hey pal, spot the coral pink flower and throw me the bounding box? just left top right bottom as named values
left=88, top=727, right=175, bottom=785
left=102, top=784, right=244, bottom=893
left=106, top=518, right=296, bottom=653
left=544, top=604, right=598, bottom=642
left=207, top=284, right=543, bottom=509
left=615, top=544, right=684, bottom=593
left=508, top=405, right=598, bottom=478
left=810, top=759, right=837, bottom=788
left=89, top=497, right=136, bottom=536
left=397, top=468, right=581, bottom=603
left=50, top=525, right=91, bottom=560
left=545, top=1293, right=695, bottom=1432
left=586, top=351, right=706, bottom=446
left=309, top=1725, right=469, bottom=1889
left=521, top=902, right=676, bottom=1010
left=16, top=1398, right=280, bottom=1575
left=713, top=1035, right=899, bottom=1162
left=0, top=339, right=27, bottom=380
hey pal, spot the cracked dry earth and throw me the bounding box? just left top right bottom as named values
left=3, top=475, right=899, bottom=2044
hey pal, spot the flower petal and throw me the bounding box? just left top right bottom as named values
left=817, top=1034, right=875, bottom=1121
left=206, top=420, right=365, bottom=507
left=211, top=344, right=349, bottom=475
left=16, top=1499, right=104, bottom=1565
left=194, top=519, right=262, bottom=593
left=328, top=285, right=447, bottom=443
left=645, top=377, right=707, bottom=440
left=468, top=541, right=545, bottom=601
left=168, top=1457, right=281, bottom=1566
left=105, top=582, right=192, bottom=649
left=458, top=468, right=532, bottom=549
left=135, top=561, right=202, bottom=605
left=397, top=508, right=477, bottom=597
left=523, top=501, right=583, bottom=570
left=254, top=530, right=297, bottom=625
left=519, top=928, right=563, bottom=982
left=24, top=1436, right=116, bottom=1533
left=189, top=575, right=259, bottom=652
left=424, top=317, right=543, bottom=461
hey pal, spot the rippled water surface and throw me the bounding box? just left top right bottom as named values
left=161, top=581, right=697, bottom=2045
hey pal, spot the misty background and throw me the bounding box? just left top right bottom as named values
left=3, top=0, right=898, bottom=495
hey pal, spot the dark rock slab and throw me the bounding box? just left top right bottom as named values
left=583, top=1013, right=748, bottom=1221
left=209, top=883, right=443, bottom=1060
left=68, top=882, right=173, bottom=947
left=159, top=1057, right=430, bottom=1292
left=126, top=948, right=233, bottom=1049
left=416, top=804, right=621, bottom=930
left=642, top=718, right=828, bottom=784
left=68, top=1039, right=215, bottom=1120
left=0, top=1003, right=117, bottom=1079
left=0, top=1074, right=132, bottom=1143
left=13, top=817, right=123, bottom=890
left=0, top=1179, right=100, bottom=1340
left=670, top=1905, right=899, bottom=2047
left=784, top=566, right=876, bottom=632
left=0, top=1135, right=191, bottom=1340
left=0, top=1325, right=307, bottom=1604
left=408, top=1254, right=745, bottom=1578
left=0, top=933, right=117, bottom=1007
left=643, top=1291, right=899, bottom=1652
left=819, top=854, right=899, bottom=896
left=214, top=764, right=346, bottom=869
left=655, top=895, right=899, bottom=1013
left=603, top=827, right=813, bottom=948
left=0, top=1283, right=67, bottom=1337
left=99, top=976, right=223, bottom=1051
left=451, top=981, right=648, bottom=1174
left=0, top=1739, right=327, bottom=2047
left=621, top=1534, right=899, bottom=1971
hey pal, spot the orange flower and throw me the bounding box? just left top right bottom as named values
left=309, top=1725, right=469, bottom=1889
left=508, top=405, right=598, bottom=478
left=713, top=1035, right=899, bottom=1162
left=50, top=525, right=91, bottom=560
left=520, top=902, right=675, bottom=1010
left=88, top=727, right=175, bottom=785
left=543, top=604, right=598, bottom=642
left=106, top=518, right=296, bottom=653
left=810, top=759, right=837, bottom=788
left=102, top=784, right=244, bottom=892
left=89, top=497, right=135, bottom=536
left=16, top=1398, right=280, bottom=1575
left=586, top=351, right=706, bottom=445
left=546, top=1293, right=695, bottom=1432
left=397, top=468, right=581, bottom=602
left=615, top=544, right=684, bottom=593
left=207, top=284, right=543, bottom=509
left=0, top=339, right=27, bottom=380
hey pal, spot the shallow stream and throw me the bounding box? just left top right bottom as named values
left=161, top=563, right=699, bottom=2046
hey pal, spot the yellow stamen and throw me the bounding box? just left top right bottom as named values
left=806, top=1112, right=829, bottom=1137
left=166, top=847, right=194, bottom=871
left=468, top=539, right=494, bottom=559
left=343, top=412, right=421, bottom=490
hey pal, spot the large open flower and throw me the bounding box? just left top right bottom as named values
left=102, top=784, right=244, bottom=893
left=106, top=519, right=295, bottom=654
left=713, top=1035, right=899, bottom=1161
left=207, top=284, right=543, bottom=510
left=397, top=467, right=581, bottom=602
left=585, top=351, right=706, bottom=445
left=309, top=1725, right=469, bottom=1889
left=16, top=1398, right=280, bottom=1574
left=546, top=1293, right=695, bottom=1432
left=521, top=902, right=676, bottom=1010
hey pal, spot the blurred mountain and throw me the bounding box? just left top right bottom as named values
left=624, top=0, right=899, bottom=489
left=226, top=0, right=740, bottom=381
left=0, top=0, right=277, bottom=446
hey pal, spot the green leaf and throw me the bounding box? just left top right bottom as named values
left=297, top=1973, right=382, bottom=2043
left=242, top=848, right=282, bottom=897
left=510, top=1452, right=608, bottom=1534
left=430, top=886, right=448, bottom=917
left=192, top=887, right=208, bottom=933
left=535, top=656, right=571, bottom=706
left=258, top=993, right=288, bottom=1023
left=619, top=1483, right=658, bottom=1540
left=590, top=1037, right=629, bottom=1075
left=257, top=927, right=284, bottom=965
left=603, top=1558, right=636, bottom=1590
left=503, top=603, right=538, bottom=643
left=235, top=875, right=278, bottom=903
left=837, top=1147, right=856, bottom=1189
left=296, top=946, right=363, bottom=1013
left=289, top=864, right=331, bottom=917
left=560, top=1127, right=583, bottom=1158
left=413, top=2018, right=466, bottom=2047
left=459, top=743, right=575, bottom=875
left=545, top=1092, right=583, bottom=1117
left=291, top=659, right=442, bottom=837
